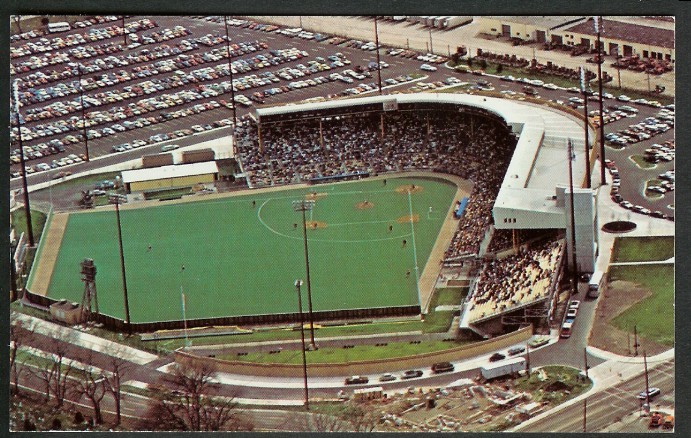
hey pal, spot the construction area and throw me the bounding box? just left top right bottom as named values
left=340, top=366, right=591, bottom=432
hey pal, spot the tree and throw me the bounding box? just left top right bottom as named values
left=10, top=312, right=36, bottom=395
left=70, top=352, right=107, bottom=425
left=29, top=327, right=75, bottom=407
left=478, top=59, right=488, bottom=70
left=286, top=402, right=378, bottom=432
left=496, top=63, right=504, bottom=74
left=103, top=350, right=131, bottom=426
left=139, top=362, right=251, bottom=431
left=467, top=57, right=474, bottom=68
left=12, top=15, right=23, bottom=34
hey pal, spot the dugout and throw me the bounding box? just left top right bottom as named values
left=121, top=162, right=219, bottom=194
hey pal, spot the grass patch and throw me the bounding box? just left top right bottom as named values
left=611, top=236, right=674, bottom=263
left=422, top=311, right=454, bottom=333
left=430, top=287, right=468, bottom=306
left=147, top=320, right=425, bottom=350
left=11, top=209, right=47, bottom=241
left=610, top=264, right=674, bottom=346
left=219, top=339, right=472, bottom=364
left=644, top=179, right=664, bottom=199
left=42, top=171, right=123, bottom=193
left=630, top=155, right=655, bottom=169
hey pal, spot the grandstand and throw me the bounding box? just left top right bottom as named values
left=238, top=93, right=598, bottom=336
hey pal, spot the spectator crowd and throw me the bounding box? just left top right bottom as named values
left=466, top=240, right=564, bottom=322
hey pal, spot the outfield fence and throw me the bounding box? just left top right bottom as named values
left=21, top=287, right=421, bottom=332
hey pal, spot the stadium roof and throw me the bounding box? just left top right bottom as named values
left=254, top=93, right=593, bottom=229
left=121, top=162, right=219, bottom=184
left=486, top=16, right=585, bottom=30
left=564, top=17, right=674, bottom=49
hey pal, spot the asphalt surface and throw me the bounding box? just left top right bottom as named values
left=520, top=359, right=675, bottom=432
left=11, top=16, right=674, bottom=217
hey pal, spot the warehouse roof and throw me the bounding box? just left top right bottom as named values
left=487, top=16, right=585, bottom=30
left=122, top=161, right=219, bottom=184
left=564, top=17, right=674, bottom=49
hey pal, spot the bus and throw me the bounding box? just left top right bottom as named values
left=48, top=22, right=71, bottom=33
left=588, top=270, right=605, bottom=298
left=560, top=320, right=574, bottom=338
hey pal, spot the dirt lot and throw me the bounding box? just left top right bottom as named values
left=588, top=280, right=668, bottom=356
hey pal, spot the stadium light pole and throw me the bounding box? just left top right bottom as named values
left=12, top=79, right=35, bottom=247
left=594, top=16, right=606, bottom=186
left=567, top=139, right=579, bottom=295
left=77, top=64, right=90, bottom=161
left=109, top=194, right=131, bottom=331
left=406, top=189, right=422, bottom=304
left=293, top=200, right=317, bottom=349
left=294, top=279, right=310, bottom=410
left=223, top=16, right=238, bottom=155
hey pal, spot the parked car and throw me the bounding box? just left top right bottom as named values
left=637, top=387, right=661, bottom=400
left=345, top=375, right=369, bottom=385
left=431, top=362, right=454, bottom=373
left=489, top=352, right=506, bottom=362
left=401, top=369, right=424, bottom=379
left=379, top=373, right=397, bottom=382
left=507, top=346, right=526, bottom=356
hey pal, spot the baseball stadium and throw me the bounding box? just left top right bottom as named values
left=25, top=93, right=596, bottom=336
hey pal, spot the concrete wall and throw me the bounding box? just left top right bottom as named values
left=173, top=325, right=532, bottom=378
left=130, top=173, right=216, bottom=192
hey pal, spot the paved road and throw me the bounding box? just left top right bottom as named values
left=520, top=359, right=674, bottom=432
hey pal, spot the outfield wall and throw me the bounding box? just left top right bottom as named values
left=173, top=325, right=533, bottom=377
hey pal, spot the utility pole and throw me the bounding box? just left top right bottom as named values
left=643, top=351, right=650, bottom=410
left=12, top=79, right=35, bottom=246
left=429, top=28, right=433, bottom=53
left=121, top=16, right=127, bottom=46
left=77, top=64, right=90, bottom=161
left=594, top=16, right=606, bottom=186
left=583, top=398, right=587, bottom=432
left=579, top=67, right=591, bottom=188
left=634, top=324, right=639, bottom=356
left=584, top=347, right=589, bottom=379
left=525, top=344, right=531, bottom=374
left=374, top=16, right=383, bottom=95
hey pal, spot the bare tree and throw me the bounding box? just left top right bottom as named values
left=10, top=313, right=36, bottom=395
left=139, top=361, right=251, bottom=431
left=287, top=402, right=379, bottom=432
left=70, top=352, right=107, bottom=425
left=12, top=15, right=23, bottom=34
left=341, top=403, right=379, bottom=432
left=28, top=327, right=75, bottom=407
left=103, top=347, right=132, bottom=426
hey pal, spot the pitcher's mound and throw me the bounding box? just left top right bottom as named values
left=305, top=192, right=327, bottom=201
left=395, top=184, right=423, bottom=194
left=306, top=220, right=327, bottom=229
left=355, top=201, right=375, bottom=210
left=397, top=214, right=420, bottom=224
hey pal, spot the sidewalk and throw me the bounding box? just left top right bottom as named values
left=13, top=312, right=158, bottom=365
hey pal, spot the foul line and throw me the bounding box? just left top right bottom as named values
left=256, top=199, right=412, bottom=243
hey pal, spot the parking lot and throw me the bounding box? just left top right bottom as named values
left=10, top=16, right=673, bottom=216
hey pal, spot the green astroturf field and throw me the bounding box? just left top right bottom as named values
left=41, top=177, right=458, bottom=322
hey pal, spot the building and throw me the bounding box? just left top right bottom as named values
left=559, top=17, right=674, bottom=61
left=50, top=299, right=83, bottom=325
left=121, top=161, right=219, bottom=193
left=477, top=16, right=585, bottom=43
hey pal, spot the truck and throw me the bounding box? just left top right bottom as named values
left=442, top=16, right=473, bottom=29
left=480, top=357, right=526, bottom=380
left=588, top=270, right=605, bottom=298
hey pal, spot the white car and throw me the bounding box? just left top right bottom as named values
left=420, top=64, right=437, bottom=72
left=542, top=83, right=559, bottom=90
